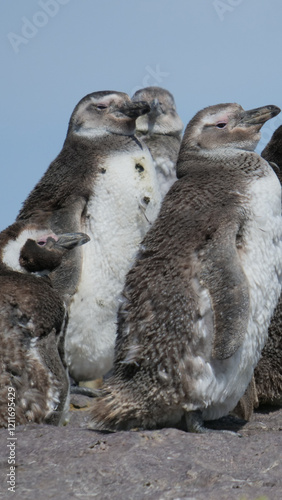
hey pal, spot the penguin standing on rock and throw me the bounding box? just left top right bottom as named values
left=132, top=87, right=183, bottom=198
left=251, top=126, right=282, bottom=407
left=17, top=91, right=161, bottom=383
left=0, top=222, right=89, bottom=427
left=89, top=103, right=282, bottom=433
left=234, top=125, right=282, bottom=418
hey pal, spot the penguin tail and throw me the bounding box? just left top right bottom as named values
left=87, top=385, right=143, bottom=432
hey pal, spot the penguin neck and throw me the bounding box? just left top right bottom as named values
left=176, top=148, right=262, bottom=179
left=67, top=128, right=137, bottom=142
left=188, top=145, right=259, bottom=160
left=64, top=132, right=138, bottom=155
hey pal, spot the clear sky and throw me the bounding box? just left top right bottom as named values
left=1, top=0, right=282, bottom=230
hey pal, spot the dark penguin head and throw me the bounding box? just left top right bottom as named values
left=19, top=232, right=90, bottom=274
left=66, top=91, right=150, bottom=138
left=181, top=103, right=281, bottom=154
left=132, top=86, right=183, bottom=138
left=0, top=222, right=90, bottom=275
left=261, top=125, right=282, bottom=168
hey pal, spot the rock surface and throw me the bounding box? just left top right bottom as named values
left=0, top=394, right=281, bottom=500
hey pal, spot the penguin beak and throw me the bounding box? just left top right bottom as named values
left=238, top=105, right=281, bottom=127
left=149, top=98, right=162, bottom=116
left=55, top=233, right=90, bottom=250
left=118, top=101, right=151, bottom=118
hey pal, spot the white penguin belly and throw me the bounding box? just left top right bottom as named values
left=154, top=156, right=177, bottom=198
left=65, top=151, right=161, bottom=381
left=187, top=167, right=282, bottom=420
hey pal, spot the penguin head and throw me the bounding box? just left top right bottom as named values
left=132, top=86, right=183, bottom=137
left=19, top=232, right=90, bottom=273
left=67, top=91, right=150, bottom=138
left=0, top=225, right=90, bottom=274
left=183, top=103, right=281, bottom=153
left=261, top=124, right=282, bottom=167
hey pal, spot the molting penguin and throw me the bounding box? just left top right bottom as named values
left=0, top=222, right=89, bottom=427
left=234, top=125, right=282, bottom=418
left=89, top=103, right=282, bottom=433
left=251, top=125, right=282, bottom=407
left=132, top=86, right=183, bottom=198
left=17, top=91, right=161, bottom=382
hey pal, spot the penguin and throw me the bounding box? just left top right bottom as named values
left=16, top=91, right=161, bottom=383
left=89, top=103, right=282, bottom=433
left=228, top=126, right=282, bottom=419
left=132, top=86, right=183, bottom=198
left=0, top=222, right=89, bottom=427
left=250, top=125, right=282, bottom=407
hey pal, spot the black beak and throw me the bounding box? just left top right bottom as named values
left=239, top=105, right=281, bottom=126
left=118, top=101, right=151, bottom=118
left=55, top=233, right=90, bottom=250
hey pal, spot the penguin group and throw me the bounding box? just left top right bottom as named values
left=1, top=85, right=282, bottom=433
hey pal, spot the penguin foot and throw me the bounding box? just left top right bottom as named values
left=70, top=386, right=102, bottom=398
left=69, top=376, right=104, bottom=398
left=185, top=410, right=241, bottom=436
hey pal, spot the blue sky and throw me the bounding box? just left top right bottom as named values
left=1, top=0, right=282, bottom=230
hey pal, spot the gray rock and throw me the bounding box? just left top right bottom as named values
left=1, top=399, right=281, bottom=499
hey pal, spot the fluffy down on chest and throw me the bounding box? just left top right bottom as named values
left=65, top=150, right=161, bottom=380
left=237, top=171, right=282, bottom=366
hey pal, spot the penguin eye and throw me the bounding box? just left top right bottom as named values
left=37, top=237, right=50, bottom=246
left=88, top=103, right=107, bottom=111
left=216, top=122, right=227, bottom=129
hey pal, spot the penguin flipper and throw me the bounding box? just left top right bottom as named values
left=202, top=237, right=250, bottom=360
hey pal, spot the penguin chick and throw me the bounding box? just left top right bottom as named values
left=250, top=126, right=282, bottom=407
left=89, top=103, right=282, bottom=433
left=17, top=91, right=161, bottom=382
left=230, top=125, right=282, bottom=419
left=132, top=86, right=183, bottom=198
left=0, top=222, right=89, bottom=427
